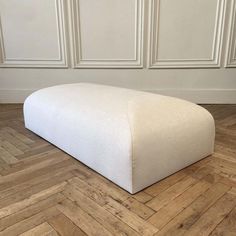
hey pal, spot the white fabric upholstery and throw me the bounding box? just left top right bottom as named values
left=24, top=83, right=215, bottom=193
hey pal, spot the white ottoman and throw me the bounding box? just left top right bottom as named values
left=24, top=83, right=215, bottom=194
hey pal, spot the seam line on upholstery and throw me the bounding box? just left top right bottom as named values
left=127, top=100, right=135, bottom=194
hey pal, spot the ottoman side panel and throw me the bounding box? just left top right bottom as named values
left=24, top=85, right=134, bottom=193
left=128, top=95, right=215, bottom=193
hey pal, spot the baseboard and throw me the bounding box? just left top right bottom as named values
left=0, top=88, right=236, bottom=104
left=0, top=89, right=36, bottom=103
left=144, top=89, right=236, bottom=104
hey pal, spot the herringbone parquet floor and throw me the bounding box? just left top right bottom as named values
left=0, top=104, right=235, bottom=236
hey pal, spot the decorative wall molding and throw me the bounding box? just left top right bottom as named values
left=225, top=0, right=236, bottom=67
left=148, top=0, right=226, bottom=68
left=69, top=0, right=144, bottom=68
left=0, top=0, right=68, bottom=68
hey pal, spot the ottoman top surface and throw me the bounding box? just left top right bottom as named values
left=25, top=83, right=210, bottom=121
left=28, top=83, right=188, bottom=106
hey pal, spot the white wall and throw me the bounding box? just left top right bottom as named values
left=0, top=0, right=236, bottom=103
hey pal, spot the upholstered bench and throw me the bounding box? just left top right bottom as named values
left=24, top=83, right=215, bottom=194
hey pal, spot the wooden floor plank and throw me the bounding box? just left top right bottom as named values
left=0, top=149, right=64, bottom=176
left=210, top=205, right=236, bottom=236
left=0, top=104, right=235, bottom=236
left=104, top=197, right=159, bottom=235
left=0, top=182, right=66, bottom=219
left=2, top=127, right=34, bottom=145
left=153, top=182, right=231, bottom=236
left=132, top=191, right=153, bottom=203
left=144, top=170, right=187, bottom=197
left=148, top=176, right=212, bottom=229
left=19, top=222, right=59, bottom=236
left=0, top=207, right=60, bottom=236
left=146, top=175, right=198, bottom=211
left=0, top=146, right=18, bottom=164
left=48, top=213, right=87, bottom=236
left=57, top=199, right=113, bottom=236
left=0, top=165, right=74, bottom=200
left=72, top=166, right=130, bottom=203
left=0, top=193, right=65, bottom=232
left=63, top=183, right=142, bottom=236
left=0, top=129, right=30, bottom=152
left=184, top=193, right=236, bottom=236
left=0, top=157, right=71, bottom=191
left=122, top=197, right=155, bottom=220
left=0, top=140, right=24, bottom=156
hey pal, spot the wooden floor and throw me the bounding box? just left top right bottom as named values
left=0, top=104, right=235, bottom=236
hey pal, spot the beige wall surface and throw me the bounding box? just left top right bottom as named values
left=0, top=0, right=236, bottom=103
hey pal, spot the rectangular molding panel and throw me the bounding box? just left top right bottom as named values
left=225, top=0, right=236, bottom=67
left=0, top=0, right=68, bottom=68
left=69, top=0, right=144, bottom=68
left=148, top=0, right=226, bottom=68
